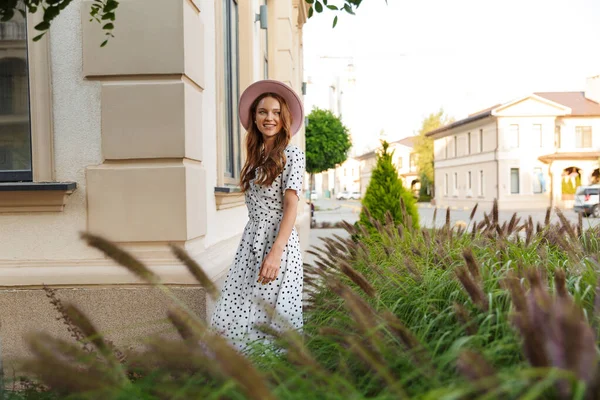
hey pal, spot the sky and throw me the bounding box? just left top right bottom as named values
left=302, top=0, right=600, bottom=155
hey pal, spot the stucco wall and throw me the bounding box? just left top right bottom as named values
left=0, top=0, right=102, bottom=262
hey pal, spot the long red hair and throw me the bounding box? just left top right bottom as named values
left=240, top=93, right=293, bottom=192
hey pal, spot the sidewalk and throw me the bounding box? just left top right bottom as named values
left=304, top=228, right=349, bottom=267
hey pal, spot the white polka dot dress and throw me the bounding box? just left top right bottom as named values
left=210, top=145, right=305, bottom=352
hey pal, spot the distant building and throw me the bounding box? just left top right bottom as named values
left=356, top=136, right=420, bottom=197
left=427, top=75, right=600, bottom=210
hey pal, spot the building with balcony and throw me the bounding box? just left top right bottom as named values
left=427, top=75, right=600, bottom=210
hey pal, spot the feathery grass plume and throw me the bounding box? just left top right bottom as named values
left=432, top=206, right=438, bottom=227
left=43, top=286, right=94, bottom=353
left=492, top=198, right=499, bottom=226
left=456, top=349, right=497, bottom=383
left=80, top=232, right=159, bottom=284
left=471, top=222, right=477, bottom=239
left=462, top=247, right=481, bottom=283
left=167, top=307, right=200, bottom=343
left=63, top=304, right=129, bottom=386
left=455, top=266, right=489, bottom=311
left=327, top=279, right=384, bottom=350
left=445, top=207, right=451, bottom=230
left=577, top=212, right=583, bottom=237
left=453, top=302, right=477, bottom=336
left=555, top=207, right=577, bottom=240
left=483, top=213, right=491, bottom=231
left=340, top=220, right=358, bottom=235
left=381, top=311, right=428, bottom=363
left=402, top=257, right=422, bottom=282
left=195, top=326, right=277, bottom=400
left=344, top=335, right=408, bottom=399
left=22, top=333, right=117, bottom=395
left=338, top=260, right=376, bottom=298
left=397, top=223, right=404, bottom=238
left=421, top=228, right=431, bottom=246
left=526, top=217, right=534, bottom=246
left=469, top=203, right=479, bottom=222
left=507, top=213, right=519, bottom=235
left=554, top=268, right=568, bottom=299
left=545, top=206, right=552, bottom=226
left=169, top=243, right=218, bottom=301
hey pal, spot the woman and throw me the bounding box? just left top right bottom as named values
left=210, top=80, right=305, bottom=352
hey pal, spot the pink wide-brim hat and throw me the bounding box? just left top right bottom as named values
left=238, top=79, right=304, bottom=136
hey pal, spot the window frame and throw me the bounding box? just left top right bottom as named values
left=467, top=132, right=471, bottom=155
left=478, top=170, right=484, bottom=197
left=0, top=13, right=54, bottom=184
left=510, top=168, right=520, bottom=194
left=222, top=0, right=241, bottom=183
left=533, top=124, right=542, bottom=147
left=575, top=126, right=592, bottom=149
left=533, top=167, right=543, bottom=194
left=479, top=129, right=483, bottom=152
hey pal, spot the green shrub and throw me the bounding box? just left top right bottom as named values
left=359, top=141, right=419, bottom=231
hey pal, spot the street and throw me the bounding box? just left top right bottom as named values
left=310, top=198, right=600, bottom=230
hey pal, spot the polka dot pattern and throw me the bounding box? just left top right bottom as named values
left=210, top=145, right=305, bottom=352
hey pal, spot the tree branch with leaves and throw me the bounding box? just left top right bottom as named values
left=1, top=0, right=118, bottom=46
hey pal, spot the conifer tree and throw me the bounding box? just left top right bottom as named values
left=359, top=141, right=419, bottom=230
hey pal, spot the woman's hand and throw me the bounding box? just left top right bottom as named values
left=258, top=246, right=283, bottom=285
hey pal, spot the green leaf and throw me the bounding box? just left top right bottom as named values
left=32, top=33, right=45, bottom=42
left=34, top=21, right=51, bottom=31
left=101, top=39, right=108, bottom=47
left=101, top=12, right=115, bottom=20
left=308, top=6, right=314, bottom=18
left=305, top=0, right=314, bottom=4
left=343, top=3, right=355, bottom=15
left=332, top=15, right=338, bottom=28
left=327, top=5, right=337, bottom=10
left=314, top=1, right=323, bottom=13
left=1, top=9, right=14, bottom=22
left=102, top=22, right=114, bottom=30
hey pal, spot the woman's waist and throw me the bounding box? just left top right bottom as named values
left=248, top=208, right=284, bottom=222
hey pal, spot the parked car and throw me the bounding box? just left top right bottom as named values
left=349, top=191, right=362, bottom=200
left=574, top=185, right=600, bottom=217
left=335, top=191, right=351, bottom=200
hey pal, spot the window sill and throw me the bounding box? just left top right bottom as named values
left=0, top=182, right=77, bottom=212
left=214, top=186, right=245, bottom=210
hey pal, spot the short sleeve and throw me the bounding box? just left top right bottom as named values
left=283, top=146, right=305, bottom=199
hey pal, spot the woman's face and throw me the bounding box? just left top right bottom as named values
left=255, top=96, right=283, bottom=140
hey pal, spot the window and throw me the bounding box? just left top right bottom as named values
left=344, top=168, right=347, bottom=177
left=576, top=126, right=592, bottom=148
left=508, top=125, right=519, bottom=148
left=409, top=153, right=417, bottom=172
left=453, top=172, right=458, bottom=194
left=533, top=167, right=544, bottom=194
left=533, top=124, right=542, bottom=147
left=467, top=132, right=471, bottom=154
left=445, top=137, right=449, bottom=158
left=397, top=157, right=403, bottom=169
left=453, top=135, right=457, bottom=157
left=554, top=125, right=561, bottom=148
left=510, top=168, right=520, bottom=194
left=468, top=171, right=472, bottom=191
left=479, top=170, right=484, bottom=196
left=444, top=173, right=448, bottom=196
left=479, top=129, right=483, bottom=152
left=0, top=17, right=32, bottom=182
left=223, top=0, right=240, bottom=179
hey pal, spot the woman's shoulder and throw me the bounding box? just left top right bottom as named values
left=284, top=144, right=304, bottom=156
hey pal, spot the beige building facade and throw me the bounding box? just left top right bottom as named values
left=0, top=0, right=310, bottom=369
left=357, top=137, right=420, bottom=197
left=428, top=76, right=600, bottom=210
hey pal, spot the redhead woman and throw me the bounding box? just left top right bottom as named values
left=210, top=80, right=305, bottom=352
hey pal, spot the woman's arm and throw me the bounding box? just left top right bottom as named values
left=257, top=189, right=299, bottom=284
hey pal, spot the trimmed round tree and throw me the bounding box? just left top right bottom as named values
left=359, top=141, right=419, bottom=230
left=305, top=107, right=352, bottom=198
